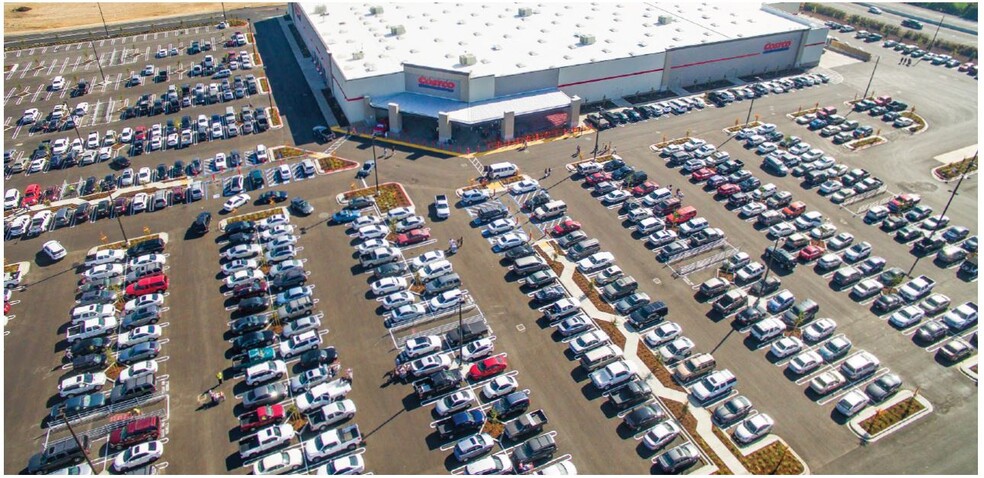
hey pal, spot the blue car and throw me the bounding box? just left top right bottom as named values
left=808, top=118, right=828, bottom=130
left=332, top=209, right=361, bottom=224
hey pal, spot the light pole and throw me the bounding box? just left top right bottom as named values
left=371, top=133, right=380, bottom=196
left=906, top=152, right=976, bottom=277
left=88, top=41, right=107, bottom=84
left=743, top=77, right=762, bottom=127
left=592, top=127, right=600, bottom=160
left=95, top=3, right=110, bottom=38
left=221, top=2, right=228, bottom=22
left=457, top=300, right=464, bottom=366
left=61, top=412, right=97, bottom=472
left=861, top=56, right=880, bottom=100
left=754, top=235, right=782, bottom=309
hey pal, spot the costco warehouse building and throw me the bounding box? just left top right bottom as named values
left=290, top=2, right=828, bottom=144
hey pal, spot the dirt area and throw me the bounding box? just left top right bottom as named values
left=5, top=2, right=284, bottom=35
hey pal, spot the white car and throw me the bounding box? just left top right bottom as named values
left=222, top=244, right=262, bottom=260
left=83, top=263, right=124, bottom=281
left=21, top=108, right=39, bottom=124
left=371, top=277, right=408, bottom=297
left=770, top=336, right=804, bottom=358
left=418, top=260, right=453, bottom=282
left=307, top=399, right=357, bottom=430
left=137, top=167, right=152, bottom=185
left=817, top=253, right=843, bottom=270
left=787, top=350, right=823, bottom=375
left=739, top=202, right=767, bottom=218
left=836, top=390, right=870, bottom=417
left=569, top=329, right=610, bottom=355
left=486, top=218, right=517, bottom=235
left=382, top=290, right=415, bottom=310
left=643, top=321, right=682, bottom=348
left=4, top=188, right=21, bottom=210
left=733, top=414, right=774, bottom=444
left=395, top=215, right=426, bottom=233
left=222, top=259, right=259, bottom=276
left=296, top=380, right=353, bottom=412
left=112, top=440, right=164, bottom=472
left=601, top=190, right=631, bottom=204
left=223, top=193, right=251, bottom=212
left=889, top=306, right=925, bottom=328
left=265, top=245, right=297, bottom=263
left=466, top=453, right=514, bottom=475
left=131, top=192, right=152, bottom=213
left=460, top=188, right=491, bottom=204
left=510, top=179, right=540, bottom=194
left=768, top=222, right=796, bottom=238
left=282, top=315, right=322, bottom=338
left=259, top=225, right=296, bottom=242
left=278, top=164, right=292, bottom=182
left=117, top=325, right=163, bottom=348
left=435, top=390, right=476, bottom=416
left=494, top=232, right=529, bottom=251
left=428, top=289, right=463, bottom=311
left=58, top=372, right=107, bottom=397
left=576, top=252, right=615, bottom=273
left=356, top=239, right=392, bottom=255
left=51, top=76, right=66, bottom=90
left=482, top=375, right=519, bottom=399
left=404, top=336, right=442, bottom=359
left=211, top=122, right=224, bottom=139
left=462, top=338, right=495, bottom=361
left=454, top=433, right=495, bottom=462
left=316, top=454, right=365, bottom=475
left=123, top=294, right=165, bottom=313
left=246, top=360, right=288, bottom=386
left=735, top=263, right=765, bottom=283
left=28, top=158, right=47, bottom=173
left=280, top=330, right=323, bottom=358
left=386, top=206, right=416, bottom=221
left=410, top=352, right=454, bottom=377
left=42, top=240, right=68, bottom=261
left=943, top=302, right=978, bottom=331
left=589, top=360, right=637, bottom=390
left=253, top=449, right=303, bottom=475
left=410, top=250, right=446, bottom=271
left=642, top=420, right=682, bottom=451
left=358, top=224, right=389, bottom=240
left=117, top=360, right=158, bottom=383
left=351, top=215, right=383, bottom=229
left=802, top=318, right=837, bottom=343
left=659, top=337, right=695, bottom=362
left=225, top=269, right=265, bottom=288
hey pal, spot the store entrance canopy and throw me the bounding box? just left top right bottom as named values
left=371, top=89, right=571, bottom=125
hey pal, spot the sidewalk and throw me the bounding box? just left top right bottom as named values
left=538, top=241, right=750, bottom=474
left=277, top=17, right=338, bottom=126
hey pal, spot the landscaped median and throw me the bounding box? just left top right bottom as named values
left=269, top=146, right=359, bottom=175
left=636, top=345, right=686, bottom=393
left=269, top=107, right=282, bottom=128
left=217, top=206, right=289, bottom=232
left=723, top=120, right=763, bottom=135
left=710, top=429, right=806, bottom=475
left=845, top=135, right=888, bottom=151
left=339, top=182, right=414, bottom=213
left=847, top=389, right=933, bottom=442
left=663, top=399, right=734, bottom=475
left=932, top=154, right=978, bottom=182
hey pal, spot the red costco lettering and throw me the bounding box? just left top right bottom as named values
left=764, top=40, right=793, bottom=52
left=418, top=76, right=456, bottom=91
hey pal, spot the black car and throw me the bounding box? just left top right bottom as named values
left=624, top=403, right=665, bottom=431
left=259, top=191, right=289, bottom=203
left=504, top=244, right=536, bottom=262
left=237, top=296, right=270, bottom=313
left=291, top=197, right=315, bottom=215
left=914, top=236, right=945, bottom=254
left=73, top=203, right=92, bottom=222
left=225, top=220, right=256, bottom=235
left=77, top=289, right=118, bottom=306
left=192, top=212, right=212, bottom=233
left=623, top=170, right=649, bottom=188
left=532, top=285, right=567, bottom=304
left=271, top=269, right=307, bottom=290
left=512, top=434, right=557, bottom=464
left=68, top=337, right=109, bottom=355
left=127, top=238, right=165, bottom=257
left=94, top=200, right=112, bottom=219
left=523, top=191, right=551, bottom=211
left=607, top=379, right=652, bottom=410
left=749, top=276, right=781, bottom=297
left=299, top=347, right=338, bottom=369
left=611, top=165, right=635, bottom=181
left=72, top=353, right=108, bottom=371
left=735, top=305, right=767, bottom=325
left=230, top=314, right=272, bottom=335
left=603, top=158, right=626, bottom=172
left=82, top=176, right=97, bottom=195
left=188, top=158, right=202, bottom=176
left=27, top=434, right=90, bottom=474
left=233, top=331, right=275, bottom=352
left=49, top=393, right=106, bottom=421
left=228, top=232, right=258, bottom=246
left=346, top=196, right=373, bottom=210
left=865, top=373, right=902, bottom=403
left=171, top=160, right=185, bottom=178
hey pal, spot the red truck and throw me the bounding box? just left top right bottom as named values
left=239, top=404, right=285, bottom=433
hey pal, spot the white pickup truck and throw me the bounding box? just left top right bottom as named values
left=66, top=317, right=118, bottom=343
left=239, top=424, right=296, bottom=459
left=302, top=424, right=362, bottom=461
left=434, top=194, right=450, bottom=219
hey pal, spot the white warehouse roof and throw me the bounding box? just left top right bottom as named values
left=301, top=2, right=811, bottom=80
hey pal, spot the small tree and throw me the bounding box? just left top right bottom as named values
left=313, top=4, right=328, bottom=16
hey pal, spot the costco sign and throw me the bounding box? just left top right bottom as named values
left=763, top=40, right=793, bottom=54
left=418, top=76, right=457, bottom=92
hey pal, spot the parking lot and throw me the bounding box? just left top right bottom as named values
left=4, top=14, right=977, bottom=476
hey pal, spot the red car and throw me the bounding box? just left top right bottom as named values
left=691, top=168, right=716, bottom=182
left=126, top=274, right=170, bottom=297
left=134, top=126, right=148, bottom=142
left=716, top=184, right=740, bottom=197
left=21, top=184, right=41, bottom=207
left=552, top=219, right=582, bottom=236
left=239, top=404, right=285, bottom=432
left=468, top=355, right=508, bottom=381
left=109, top=416, right=161, bottom=450
left=585, top=171, right=612, bottom=186
left=782, top=201, right=807, bottom=219
left=631, top=181, right=658, bottom=197
left=798, top=245, right=824, bottom=261
left=817, top=106, right=838, bottom=118
left=396, top=228, right=431, bottom=246
left=874, top=95, right=892, bottom=106
left=233, top=280, right=268, bottom=300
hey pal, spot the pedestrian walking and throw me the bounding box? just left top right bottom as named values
left=547, top=167, right=552, bottom=177
left=612, top=146, right=617, bottom=155
left=544, top=167, right=549, bottom=178
left=458, top=237, right=464, bottom=248
left=345, top=368, right=354, bottom=383
left=216, top=371, right=224, bottom=385
left=576, top=144, right=581, bottom=155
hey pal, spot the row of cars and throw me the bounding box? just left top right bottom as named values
left=484, top=177, right=723, bottom=472
left=707, top=72, right=831, bottom=107
left=863, top=195, right=978, bottom=276
left=217, top=213, right=368, bottom=475
left=584, top=95, right=707, bottom=130
left=31, top=238, right=171, bottom=474
left=879, top=38, right=976, bottom=73
left=568, top=159, right=791, bottom=454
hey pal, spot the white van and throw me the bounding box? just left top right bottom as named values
left=750, top=317, right=786, bottom=342
left=533, top=200, right=567, bottom=220
left=483, top=162, right=518, bottom=180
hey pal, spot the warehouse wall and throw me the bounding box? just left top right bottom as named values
left=494, top=69, right=559, bottom=97
left=556, top=52, right=666, bottom=103
left=663, top=32, right=805, bottom=88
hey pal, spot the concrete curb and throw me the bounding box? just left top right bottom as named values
left=846, top=390, right=933, bottom=443
left=957, top=356, right=978, bottom=382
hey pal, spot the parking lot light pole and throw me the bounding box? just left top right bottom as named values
left=592, top=128, right=600, bottom=160
left=457, top=300, right=464, bottom=366
left=61, top=412, right=98, bottom=472
left=109, top=189, right=130, bottom=245
left=95, top=3, right=110, bottom=38
left=861, top=56, right=880, bottom=100
left=221, top=2, right=228, bottom=22
left=88, top=42, right=107, bottom=85
left=371, top=133, right=380, bottom=196
left=906, top=151, right=976, bottom=277
left=754, top=235, right=782, bottom=309
left=743, top=77, right=763, bottom=127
